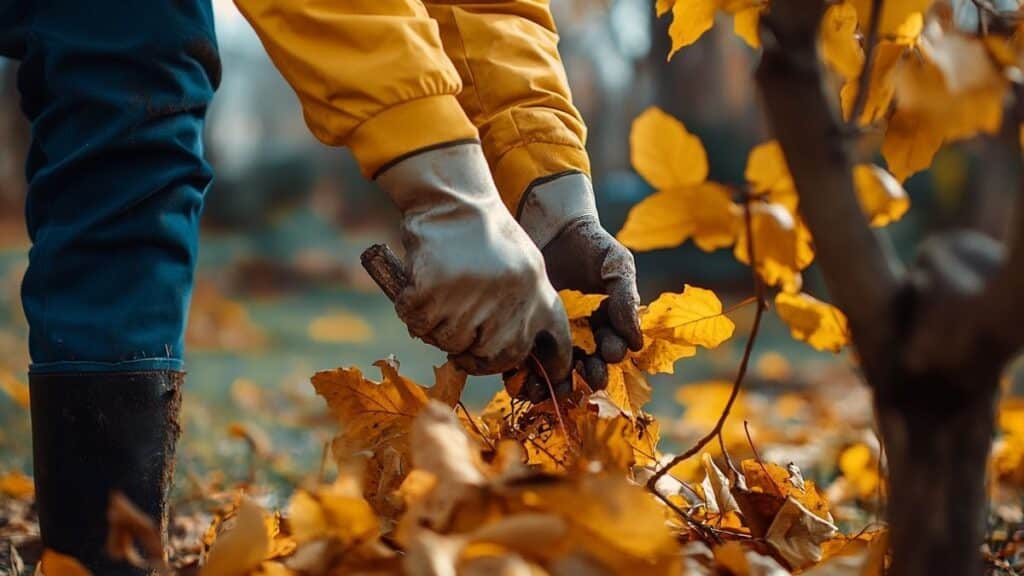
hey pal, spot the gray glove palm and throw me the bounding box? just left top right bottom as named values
left=376, top=143, right=573, bottom=380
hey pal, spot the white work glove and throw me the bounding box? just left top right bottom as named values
left=519, top=173, right=643, bottom=390
left=375, top=142, right=573, bottom=380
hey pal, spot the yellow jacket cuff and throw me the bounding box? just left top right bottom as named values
left=492, top=142, right=591, bottom=213
left=347, top=95, right=479, bottom=180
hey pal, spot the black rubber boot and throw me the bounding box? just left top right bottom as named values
left=29, top=371, right=183, bottom=575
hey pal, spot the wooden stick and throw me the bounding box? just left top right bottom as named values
left=360, top=244, right=408, bottom=302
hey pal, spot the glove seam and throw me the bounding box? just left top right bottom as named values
left=372, top=137, right=482, bottom=180
left=515, top=169, right=587, bottom=220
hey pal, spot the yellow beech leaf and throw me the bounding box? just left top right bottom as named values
left=852, top=0, right=933, bottom=35
left=604, top=362, right=653, bottom=416
left=656, top=0, right=675, bottom=17
left=642, top=285, right=735, bottom=347
left=774, top=292, right=850, bottom=353
left=633, top=286, right=735, bottom=374
left=893, top=12, right=923, bottom=45
left=745, top=141, right=796, bottom=211
left=559, top=290, right=607, bottom=355
left=821, top=2, right=864, bottom=79
left=734, top=203, right=814, bottom=291
left=308, top=310, right=373, bottom=343
left=429, top=361, right=467, bottom=408
left=630, top=107, right=708, bottom=189
left=559, top=290, right=607, bottom=319
left=733, top=6, right=762, bottom=49
left=668, top=0, right=718, bottom=58
left=578, top=412, right=642, bottom=470
left=39, top=550, right=92, bottom=576
left=200, top=499, right=271, bottom=576
left=526, top=474, right=681, bottom=574
left=617, top=183, right=740, bottom=252
left=881, top=109, right=945, bottom=182
left=740, top=460, right=832, bottom=523
left=884, top=31, right=1006, bottom=181
left=853, top=164, right=910, bottom=227
left=287, top=477, right=379, bottom=546
left=631, top=339, right=697, bottom=375
left=841, top=41, right=904, bottom=125
left=311, top=359, right=431, bottom=507
left=895, top=31, right=1005, bottom=142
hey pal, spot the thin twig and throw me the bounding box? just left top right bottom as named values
left=646, top=197, right=766, bottom=492
left=848, top=0, right=884, bottom=129
left=649, top=489, right=721, bottom=544
left=458, top=401, right=496, bottom=451
left=529, top=353, right=571, bottom=446
left=719, top=432, right=741, bottom=481
left=745, top=420, right=783, bottom=495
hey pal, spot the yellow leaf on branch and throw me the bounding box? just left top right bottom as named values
left=618, top=183, right=740, bottom=252
left=883, top=27, right=1006, bottom=181
left=633, top=285, right=736, bottom=374
left=841, top=41, right=905, bottom=126
left=881, top=109, right=945, bottom=182
left=745, top=140, right=796, bottom=210
left=668, top=0, right=718, bottom=58
left=821, top=2, right=864, bottom=80
left=733, top=6, right=763, bottom=48
left=775, top=292, right=850, bottom=353
left=735, top=203, right=814, bottom=292
left=665, top=0, right=766, bottom=57
left=620, top=107, right=741, bottom=253
left=630, top=106, right=708, bottom=190
left=851, top=0, right=932, bottom=35
left=853, top=164, right=910, bottom=227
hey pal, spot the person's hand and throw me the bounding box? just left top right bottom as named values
left=519, top=173, right=643, bottom=390
left=375, top=142, right=573, bottom=380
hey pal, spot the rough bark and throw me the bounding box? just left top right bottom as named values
left=755, top=3, right=1023, bottom=574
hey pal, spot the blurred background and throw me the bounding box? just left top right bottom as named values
left=0, top=1, right=1011, bottom=488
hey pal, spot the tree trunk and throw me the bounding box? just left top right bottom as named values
left=877, top=368, right=999, bottom=576
left=753, top=2, right=1022, bottom=573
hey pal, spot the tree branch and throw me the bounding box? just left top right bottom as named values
left=754, top=0, right=904, bottom=381
left=847, top=0, right=883, bottom=128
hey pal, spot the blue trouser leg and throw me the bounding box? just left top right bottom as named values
left=1, top=0, right=219, bottom=373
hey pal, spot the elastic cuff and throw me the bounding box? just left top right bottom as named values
left=518, top=172, right=599, bottom=248
left=29, top=357, right=185, bottom=375
left=491, top=142, right=591, bottom=213
left=348, top=95, right=479, bottom=179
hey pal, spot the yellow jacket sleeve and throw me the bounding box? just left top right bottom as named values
left=424, top=0, right=591, bottom=212
left=233, top=0, right=479, bottom=178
